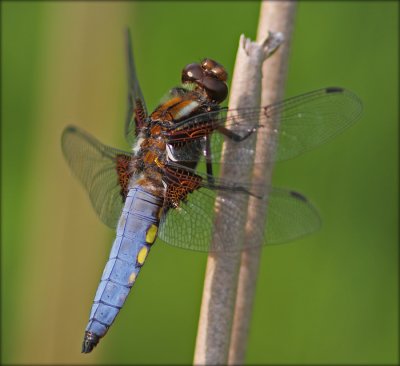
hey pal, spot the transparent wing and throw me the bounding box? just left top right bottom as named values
left=61, top=125, right=134, bottom=228
left=124, top=28, right=148, bottom=145
left=165, top=87, right=362, bottom=164
left=266, top=188, right=321, bottom=244
left=62, top=127, right=321, bottom=250
left=158, top=183, right=320, bottom=252
left=273, top=87, right=362, bottom=161
left=158, top=187, right=252, bottom=252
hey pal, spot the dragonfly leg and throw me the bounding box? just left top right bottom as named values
left=204, top=135, right=215, bottom=185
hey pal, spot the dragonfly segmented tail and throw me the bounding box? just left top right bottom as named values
left=82, top=186, right=163, bottom=353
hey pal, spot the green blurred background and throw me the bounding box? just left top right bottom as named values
left=1, top=1, right=398, bottom=364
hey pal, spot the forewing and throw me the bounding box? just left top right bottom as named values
left=165, top=87, right=362, bottom=164
left=61, top=125, right=134, bottom=228
left=273, top=87, right=362, bottom=161
left=125, top=28, right=148, bottom=145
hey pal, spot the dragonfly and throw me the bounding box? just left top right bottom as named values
left=61, top=30, right=362, bottom=353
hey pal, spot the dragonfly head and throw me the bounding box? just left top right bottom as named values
left=181, top=58, right=228, bottom=104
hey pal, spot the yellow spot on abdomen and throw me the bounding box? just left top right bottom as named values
left=128, top=272, right=136, bottom=285
left=137, top=246, right=148, bottom=266
left=146, top=224, right=158, bottom=244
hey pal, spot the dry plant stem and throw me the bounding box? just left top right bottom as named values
left=227, top=2, right=297, bottom=365
left=193, top=35, right=271, bottom=365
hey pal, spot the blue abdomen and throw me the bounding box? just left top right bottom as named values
left=82, top=186, right=163, bottom=353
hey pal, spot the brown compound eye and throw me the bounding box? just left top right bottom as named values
left=200, top=76, right=228, bottom=103
left=201, top=58, right=216, bottom=71
left=182, top=63, right=203, bottom=83
left=201, top=58, right=228, bottom=81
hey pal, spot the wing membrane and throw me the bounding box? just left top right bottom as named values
left=165, top=87, right=362, bottom=164
left=266, top=188, right=321, bottom=244
left=124, top=28, right=148, bottom=145
left=62, top=127, right=321, bottom=250
left=158, top=187, right=253, bottom=252
left=61, top=125, right=133, bottom=228
left=158, top=183, right=321, bottom=252
left=273, top=87, right=362, bottom=161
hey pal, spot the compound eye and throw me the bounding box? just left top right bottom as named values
left=182, top=63, right=203, bottom=83
left=201, top=76, right=228, bottom=103
left=201, top=58, right=228, bottom=81
left=211, top=65, right=227, bottom=81
left=201, top=58, right=217, bottom=71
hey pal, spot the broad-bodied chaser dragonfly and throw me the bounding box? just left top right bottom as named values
left=61, top=30, right=362, bottom=353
